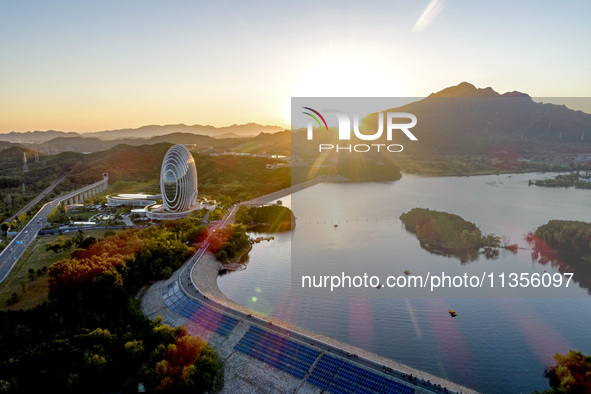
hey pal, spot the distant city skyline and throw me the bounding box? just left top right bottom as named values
left=1, top=0, right=590, bottom=132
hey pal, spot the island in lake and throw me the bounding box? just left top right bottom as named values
left=529, top=220, right=591, bottom=261
left=399, top=208, right=511, bottom=262
left=531, top=172, right=591, bottom=189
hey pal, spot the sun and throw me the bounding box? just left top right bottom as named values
left=290, top=54, right=403, bottom=98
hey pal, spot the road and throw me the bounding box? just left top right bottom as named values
left=0, top=176, right=109, bottom=283
left=5, top=172, right=68, bottom=224
left=0, top=201, right=57, bottom=282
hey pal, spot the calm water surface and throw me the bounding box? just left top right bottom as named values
left=218, top=173, right=591, bottom=394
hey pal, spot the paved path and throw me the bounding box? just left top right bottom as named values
left=121, top=215, right=134, bottom=227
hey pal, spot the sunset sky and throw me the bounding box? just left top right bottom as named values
left=1, top=0, right=590, bottom=132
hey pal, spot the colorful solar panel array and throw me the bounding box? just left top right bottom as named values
left=308, top=354, right=415, bottom=394
left=164, top=283, right=417, bottom=393
left=234, top=327, right=415, bottom=394
left=234, top=326, right=320, bottom=379
left=162, top=282, right=239, bottom=337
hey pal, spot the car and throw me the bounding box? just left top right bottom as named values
left=24, top=230, right=28, bottom=234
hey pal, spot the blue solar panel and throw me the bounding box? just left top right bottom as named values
left=164, top=282, right=239, bottom=337
left=328, top=382, right=355, bottom=394
left=233, top=326, right=322, bottom=380
left=305, top=354, right=418, bottom=394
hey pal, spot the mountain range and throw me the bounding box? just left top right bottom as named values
left=0, top=123, right=284, bottom=144
left=391, top=82, right=591, bottom=153
left=296, top=82, right=591, bottom=155
left=2, top=82, right=591, bottom=156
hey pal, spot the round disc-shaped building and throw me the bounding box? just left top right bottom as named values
left=160, top=145, right=198, bottom=212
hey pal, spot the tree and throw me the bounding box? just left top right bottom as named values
left=0, top=217, right=221, bottom=393
left=148, top=330, right=219, bottom=393
left=538, top=350, right=591, bottom=393
left=45, top=237, right=73, bottom=254
left=18, top=213, right=27, bottom=224
left=234, top=205, right=253, bottom=224
left=6, top=292, right=19, bottom=305
left=1, top=222, right=9, bottom=235
left=72, top=229, right=85, bottom=249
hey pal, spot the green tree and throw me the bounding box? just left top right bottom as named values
left=235, top=205, right=253, bottom=224
left=536, top=350, right=591, bottom=393
left=1, top=222, right=9, bottom=235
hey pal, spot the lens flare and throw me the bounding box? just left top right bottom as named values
left=413, top=0, right=445, bottom=32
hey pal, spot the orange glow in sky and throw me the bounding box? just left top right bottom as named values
left=1, top=1, right=590, bottom=133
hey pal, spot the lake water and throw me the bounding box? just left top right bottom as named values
left=218, top=173, right=591, bottom=393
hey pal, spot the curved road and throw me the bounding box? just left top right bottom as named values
left=176, top=198, right=461, bottom=393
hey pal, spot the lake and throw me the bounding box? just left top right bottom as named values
left=218, top=173, right=591, bottom=393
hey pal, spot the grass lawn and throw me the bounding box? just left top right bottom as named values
left=0, top=228, right=121, bottom=311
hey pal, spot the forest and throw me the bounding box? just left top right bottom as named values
left=532, top=219, right=591, bottom=259
left=208, top=224, right=250, bottom=262
left=399, top=208, right=501, bottom=253
left=0, top=218, right=218, bottom=393
left=531, top=172, right=591, bottom=189
left=235, top=204, right=294, bottom=232
left=534, top=350, right=591, bottom=394
left=0, top=147, right=82, bottom=223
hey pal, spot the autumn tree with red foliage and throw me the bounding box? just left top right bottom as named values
left=148, top=326, right=219, bottom=393
left=1, top=218, right=219, bottom=393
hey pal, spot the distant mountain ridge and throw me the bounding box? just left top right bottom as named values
left=361, top=82, right=591, bottom=153
left=7, top=130, right=291, bottom=155
left=428, top=81, right=532, bottom=99
left=4, top=82, right=590, bottom=156
left=0, top=123, right=284, bottom=143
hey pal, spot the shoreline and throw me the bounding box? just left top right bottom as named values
left=140, top=251, right=479, bottom=393
left=140, top=175, right=479, bottom=393
left=192, top=251, right=478, bottom=393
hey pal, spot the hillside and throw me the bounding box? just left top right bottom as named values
left=0, top=147, right=83, bottom=222
left=66, top=143, right=292, bottom=202
left=0, top=123, right=284, bottom=144
left=0, top=130, right=292, bottom=155
left=84, top=122, right=284, bottom=140
left=359, top=82, right=591, bottom=154
left=66, top=143, right=169, bottom=186
left=3, top=83, right=590, bottom=158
